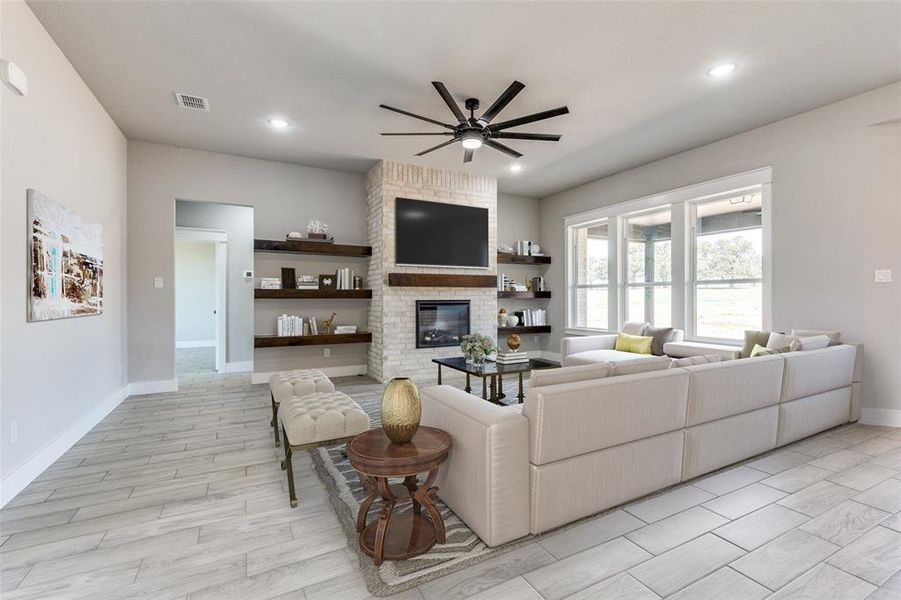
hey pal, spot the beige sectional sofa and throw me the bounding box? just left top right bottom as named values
left=420, top=343, right=862, bottom=547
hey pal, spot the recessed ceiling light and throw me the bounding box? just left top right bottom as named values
left=268, top=118, right=290, bottom=129
left=509, top=164, right=522, bottom=173
left=707, top=63, right=736, bottom=78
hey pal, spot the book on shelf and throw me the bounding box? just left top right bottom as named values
left=277, top=314, right=304, bottom=337
left=260, top=277, right=281, bottom=290
left=333, top=325, right=358, bottom=334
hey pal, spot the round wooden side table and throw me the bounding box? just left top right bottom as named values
left=347, top=426, right=451, bottom=566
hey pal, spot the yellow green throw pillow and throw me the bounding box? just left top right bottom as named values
left=750, top=343, right=790, bottom=357
left=615, top=332, right=653, bottom=354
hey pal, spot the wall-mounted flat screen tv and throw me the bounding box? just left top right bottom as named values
left=395, top=197, right=489, bottom=268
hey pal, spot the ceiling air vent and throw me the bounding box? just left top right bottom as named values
left=174, top=92, right=209, bottom=111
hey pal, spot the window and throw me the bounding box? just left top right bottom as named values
left=691, top=193, right=763, bottom=340
left=624, top=208, right=672, bottom=327
left=570, top=220, right=610, bottom=330
left=564, top=168, right=771, bottom=342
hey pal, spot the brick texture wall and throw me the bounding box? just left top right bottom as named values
left=366, top=161, right=498, bottom=384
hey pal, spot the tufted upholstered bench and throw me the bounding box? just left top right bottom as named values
left=278, top=391, right=370, bottom=507
left=268, top=370, right=334, bottom=447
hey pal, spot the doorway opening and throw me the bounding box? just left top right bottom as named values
left=175, top=227, right=227, bottom=374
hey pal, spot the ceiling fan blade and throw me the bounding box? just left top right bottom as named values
left=476, top=80, right=525, bottom=127
left=379, top=104, right=455, bottom=129
left=381, top=132, right=454, bottom=136
left=463, top=148, right=474, bottom=163
left=488, top=106, right=569, bottom=132
left=492, top=132, right=561, bottom=141
left=416, top=138, right=458, bottom=156
left=483, top=139, right=523, bottom=159
left=431, top=82, right=467, bottom=124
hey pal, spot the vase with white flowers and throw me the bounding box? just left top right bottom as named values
left=460, top=333, right=496, bottom=366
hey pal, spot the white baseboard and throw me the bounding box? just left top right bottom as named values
left=251, top=364, right=369, bottom=385
left=1, top=384, right=129, bottom=507
left=860, top=407, right=901, bottom=427
left=225, top=361, right=253, bottom=373
left=127, top=379, right=179, bottom=395
left=175, top=340, right=215, bottom=348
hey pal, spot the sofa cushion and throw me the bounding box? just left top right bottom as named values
left=663, top=341, right=742, bottom=360
left=269, top=369, right=335, bottom=404
left=671, top=354, right=722, bottom=367
left=523, top=369, right=689, bottom=466
left=683, top=354, right=784, bottom=426
left=610, top=355, right=673, bottom=376
left=565, top=349, right=651, bottom=366
left=278, top=391, right=369, bottom=446
left=645, top=326, right=674, bottom=356
left=791, top=329, right=842, bottom=346
left=529, top=363, right=610, bottom=388
left=622, top=321, right=649, bottom=335
left=780, top=345, right=857, bottom=402
left=615, top=333, right=653, bottom=354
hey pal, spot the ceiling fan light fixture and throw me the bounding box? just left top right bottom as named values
left=707, top=62, right=736, bottom=78
left=461, top=130, right=483, bottom=150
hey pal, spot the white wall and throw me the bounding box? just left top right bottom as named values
left=175, top=241, right=216, bottom=345
left=539, top=83, right=901, bottom=421
left=175, top=201, right=254, bottom=367
left=497, top=193, right=548, bottom=355
left=1, top=0, right=127, bottom=501
left=127, top=141, right=366, bottom=383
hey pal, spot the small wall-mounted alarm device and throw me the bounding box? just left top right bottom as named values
left=1, top=59, right=28, bottom=96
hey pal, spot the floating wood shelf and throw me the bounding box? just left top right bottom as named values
left=254, top=332, right=372, bottom=348
left=497, top=254, right=551, bottom=265
left=497, top=325, right=552, bottom=335
left=497, top=291, right=551, bottom=299
left=387, top=273, right=497, bottom=288
left=255, top=289, right=372, bottom=300
left=254, top=239, right=372, bottom=257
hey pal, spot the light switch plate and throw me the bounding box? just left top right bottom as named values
left=154, top=277, right=164, bottom=288
left=875, top=269, right=893, bottom=283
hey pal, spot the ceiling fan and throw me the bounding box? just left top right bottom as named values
left=380, top=81, right=569, bottom=163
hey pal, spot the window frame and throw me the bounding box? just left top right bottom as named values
left=564, top=167, right=772, bottom=343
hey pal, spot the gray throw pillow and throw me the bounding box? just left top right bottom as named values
left=644, top=326, right=674, bottom=356
left=741, top=330, right=771, bottom=358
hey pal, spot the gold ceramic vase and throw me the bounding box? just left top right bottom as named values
left=380, top=377, right=421, bottom=444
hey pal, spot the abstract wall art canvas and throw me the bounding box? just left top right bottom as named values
left=28, top=189, right=103, bottom=321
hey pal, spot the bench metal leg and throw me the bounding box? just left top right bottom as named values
left=271, top=392, right=281, bottom=447
left=283, top=426, right=298, bottom=508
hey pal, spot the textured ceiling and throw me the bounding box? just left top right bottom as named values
left=28, top=1, right=901, bottom=197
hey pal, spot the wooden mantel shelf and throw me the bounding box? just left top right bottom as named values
left=255, top=332, right=372, bottom=348
left=387, top=273, right=497, bottom=288
left=254, top=239, right=372, bottom=257
left=255, top=289, right=372, bottom=300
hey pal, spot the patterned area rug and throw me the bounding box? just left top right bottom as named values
left=310, top=379, right=536, bottom=597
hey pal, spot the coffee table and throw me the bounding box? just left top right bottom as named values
left=347, top=427, right=451, bottom=566
left=432, top=356, right=560, bottom=403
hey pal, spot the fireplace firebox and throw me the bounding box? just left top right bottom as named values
left=415, top=300, right=470, bottom=348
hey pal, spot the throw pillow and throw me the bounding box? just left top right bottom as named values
left=530, top=363, right=611, bottom=388
left=670, top=354, right=723, bottom=367
left=794, top=334, right=831, bottom=351
left=644, top=326, right=674, bottom=356
left=741, top=330, right=771, bottom=358
left=791, top=329, right=842, bottom=346
left=750, top=343, right=789, bottom=357
left=621, top=321, right=649, bottom=336
left=766, top=332, right=798, bottom=350
left=615, top=332, right=653, bottom=354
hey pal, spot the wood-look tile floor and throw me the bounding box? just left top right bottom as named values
left=1, top=368, right=900, bottom=599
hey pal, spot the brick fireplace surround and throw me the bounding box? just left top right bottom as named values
left=366, top=160, right=498, bottom=383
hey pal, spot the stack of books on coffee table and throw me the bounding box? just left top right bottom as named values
left=494, top=351, right=529, bottom=365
